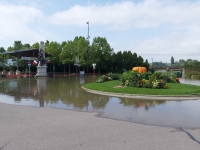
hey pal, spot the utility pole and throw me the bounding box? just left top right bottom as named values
left=86, top=21, right=90, bottom=76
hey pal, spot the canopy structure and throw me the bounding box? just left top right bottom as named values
left=0, top=49, right=51, bottom=70
left=0, top=49, right=51, bottom=58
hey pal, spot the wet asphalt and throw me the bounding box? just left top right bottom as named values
left=0, top=103, right=200, bottom=150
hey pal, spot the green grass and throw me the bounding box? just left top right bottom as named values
left=82, top=80, right=200, bottom=96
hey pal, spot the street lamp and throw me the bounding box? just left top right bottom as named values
left=86, top=21, right=90, bottom=76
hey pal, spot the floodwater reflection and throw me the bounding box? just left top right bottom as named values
left=0, top=77, right=200, bottom=128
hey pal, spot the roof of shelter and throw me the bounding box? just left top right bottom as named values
left=0, top=49, right=51, bottom=57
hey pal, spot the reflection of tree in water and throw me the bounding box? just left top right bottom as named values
left=43, top=79, right=88, bottom=109
left=90, top=96, right=109, bottom=109
left=0, top=78, right=109, bottom=110
left=119, top=98, right=166, bottom=111
left=0, top=78, right=37, bottom=102
left=44, top=78, right=109, bottom=109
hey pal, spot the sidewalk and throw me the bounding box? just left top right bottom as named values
left=0, top=103, right=200, bottom=150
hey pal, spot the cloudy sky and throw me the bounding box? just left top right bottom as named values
left=0, top=0, right=200, bottom=63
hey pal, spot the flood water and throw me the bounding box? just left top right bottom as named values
left=0, top=76, right=200, bottom=129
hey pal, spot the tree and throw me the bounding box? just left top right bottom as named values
left=113, top=51, right=123, bottom=72
left=73, top=36, right=88, bottom=71
left=31, top=42, right=39, bottom=49
left=90, top=37, right=113, bottom=74
left=171, top=56, right=174, bottom=64
left=0, top=47, right=6, bottom=67
left=21, top=43, right=31, bottom=50
left=45, top=41, right=61, bottom=65
left=122, top=51, right=133, bottom=71
left=59, top=40, right=75, bottom=75
left=0, top=47, right=5, bottom=53
left=13, top=41, right=23, bottom=50
left=7, top=46, right=14, bottom=51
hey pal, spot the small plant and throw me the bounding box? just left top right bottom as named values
left=107, top=72, right=120, bottom=80
left=96, top=73, right=120, bottom=83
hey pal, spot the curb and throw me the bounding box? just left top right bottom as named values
left=81, top=86, right=200, bottom=100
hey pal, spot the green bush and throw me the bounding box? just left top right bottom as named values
left=97, top=70, right=181, bottom=89
left=107, top=72, right=120, bottom=80
left=96, top=73, right=120, bottom=83
left=119, top=70, right=172, bottom=89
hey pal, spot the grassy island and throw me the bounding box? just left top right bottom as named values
left=83, top=71, right=200, bottom=96
left=83, top=80, right=200, bottom=96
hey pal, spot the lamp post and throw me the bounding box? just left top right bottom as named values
left=86, top=21, right=90, bottom=76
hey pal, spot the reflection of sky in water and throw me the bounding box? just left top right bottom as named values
left=0, top=77, right=200, bottom=128
left=0, top=94, right=39, bottom=107
left=101, top=97, right=200, bottom=128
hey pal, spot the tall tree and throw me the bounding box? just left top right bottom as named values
left=122, top=51, right=135, bottom=71
left=45, top=41, right=61, bottom=65
left=13, top=41, right=23, bottom=50
left=59, top=40, right=75, bottom=75
left=7, top=46, right=14, bottom=51
left=0, top=47, right=5, bottom=53
left=21, top=43, right=31, bottom=50
left=90, top=37, right=113, bottom=74
left=73, top=36, right=88, bottom=70
left=31, top=42, right=39, bottom=49
left=171, top=56, right=174, bottom=64
left=112, top=51, right=123, bottom=73
left=0, top=47, right=6, bottom=67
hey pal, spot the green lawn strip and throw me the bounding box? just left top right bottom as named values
left=82, top=80, right=200, bottom=96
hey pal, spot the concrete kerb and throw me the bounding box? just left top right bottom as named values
left=81, top=86, right=200, bottom=100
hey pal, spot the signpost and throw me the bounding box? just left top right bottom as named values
left=22, top=57, right=37, bottom=61
left=28, top=61, right=31, bottom=77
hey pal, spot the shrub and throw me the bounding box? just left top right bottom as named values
left=96, top=73, right=120, bottom=83
left=107, top=72, right=120, bottom=80
left=96, top=70, right=180, bottom=89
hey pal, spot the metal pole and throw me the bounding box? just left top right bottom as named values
left=28, top=61, right=31, bottom=78
left=76, top=65, right=77, bottom=78
left=3, top=54, right=4, bottom=71
left=86, top=21, right=89, bottom=77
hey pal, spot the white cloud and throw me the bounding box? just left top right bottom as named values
left=49, top=0, right=200, bottom=30
left=0, top=3, right=49, bottom=47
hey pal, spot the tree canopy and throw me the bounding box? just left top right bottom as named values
left=1, top=38, right=150, bottom=73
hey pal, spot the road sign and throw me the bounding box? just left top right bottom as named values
left=75, top=57, right=79, bottom=63
left=28, top=61, right=31, bottom=67
left=21, top=57, right=37, bottom=60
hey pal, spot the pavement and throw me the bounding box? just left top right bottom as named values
left=0, top=102, right=200, bottom=150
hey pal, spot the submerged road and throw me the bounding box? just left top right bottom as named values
left=0, top=103, right=200, bottom=150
